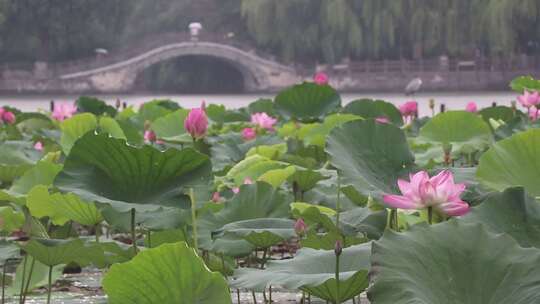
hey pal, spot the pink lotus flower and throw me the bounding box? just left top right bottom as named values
left=212, top=192, right=222, bottom=203
left=242, top=127, right=257, bottom=141
left=465, top=102, right=478, bottom=113
left=34, top=141, right=44, bottom=151
left=52, top=103, right=77, bottom=121
left=517, top=91, right=540, bottom=108
left=232, top=178, right=254, bottom=194
left=375, top=117, right=390, bottom=124
left=184, top=102, right=208, bottom=139
left=294, top=218, right=307, bottom=237
left=529, top=107, right=540, bottom=121
left=313, top=72, right=329, bottom=85
left=1, top=110, right=15, bottom=124
left=251, top=112, right=277, bottom=131
left=383, top=170, right=469, bottom=217
left=144, top=130, right=157, bottom=143
left=399, top=101, right=418, bottom=119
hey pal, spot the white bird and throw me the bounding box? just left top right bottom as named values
left=405, top=78, right=423, bottom=96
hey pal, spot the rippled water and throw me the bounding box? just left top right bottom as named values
left=0, top=91, right=516, bottom=116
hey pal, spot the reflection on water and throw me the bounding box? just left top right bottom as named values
left=0, top=92, right=517, bottom=116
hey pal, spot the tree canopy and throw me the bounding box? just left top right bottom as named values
left=0, top=0, right=538, bottom=64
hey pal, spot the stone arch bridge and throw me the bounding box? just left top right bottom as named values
left=3, top=33, right=302, bottom=93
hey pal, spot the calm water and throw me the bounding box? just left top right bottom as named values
left=0, top=91, right=517, bottom=116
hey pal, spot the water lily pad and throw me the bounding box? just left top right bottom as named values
left=342, top=99, right=403, bottom=125
left=326, top=119, right=415, bottom=201
left=477, top=129, right=540, bottom=196
left=231, top=242, right=371, bottom=302
left=103, top=242, right=232, bottom=304
left=54, top=132, right=212, bottom=212
left=368, top=220, right=540, bottom=303
left=275, top=82, right=341, bottom=122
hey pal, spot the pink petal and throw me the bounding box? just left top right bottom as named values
left=383, top=194, right=420, bottom=209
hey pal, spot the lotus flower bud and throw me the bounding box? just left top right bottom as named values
left=144, top=130, right=157, bottom=143
left=34, top=141, right=44, bottom=151
left=184, top=102, right=208, bottom=139
left=313, top=72, right=329, bottom=85
left=334, top=239, right=343, bottom=256
left=465, top=102, right=478, bottom=113
left=2, top=111, right=15, bottom=124
left=242, top=127, right=256, bottom=141
left=212, top=192, right=222, bottom=203
left=294, top=218, right=307, bottom=237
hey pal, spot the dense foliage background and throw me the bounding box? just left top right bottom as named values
left=0, top=0, right=539, bottom=64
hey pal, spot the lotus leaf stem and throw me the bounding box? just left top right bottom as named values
left=21, top=257, right=35, bottom=304
left=130, top=208, right=138, bottom=253
left=46, top=266, right=52, bottom=304
left=189, top=188, right=199, bottom=252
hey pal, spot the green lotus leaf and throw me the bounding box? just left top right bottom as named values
left=150, top=109, right=190, bottom=142
left=478, top=106, right=518, bottom=124
left=477, top=129, right=540, bottom=196
left=368, top=220, right=540, bottom=303
left=231, top=242, right=371, bottom=302
left=103, top=242, right=232, bottom=304
left=9, top=259, right=63, bottom=296
left=0, top=206, right=24, bottom=232
left=0, top=160, right=62, bottom=205
left=326, top=119, right=415, bottom=200
left=101, top=205, right=190, bottom=232
left=76, top=96, right=117, bottom=117
left=54, top=132, right=212, bottom=212
left=342, top=99, right=403, bottom=125
left=418, top=111, right=492, bottom=153
left=245, top=143, right=287, bottom=160
left=60, top=113, right=98, bottom=154
left=461, top=187, right=540, bottom=248
left=0, top=141, right=41, bottom=182
left=248, top=98, right=276, bottom=116
left=275, top=82, right=341, bottom=122
left=198, top=182, right=291, bottom=256
left=226, top=155, right=287, bottom=186
left=0, top=240, right=19, bottom=264
left=258, top=166, right=296, bottom=187
left=214, top=218, right=296, bottom=248
left=20, top=238, right=88, bottom=266
left=301, top=114, right=362, bottom=147
left=288, top=168, right=330, bottom=193
left=27, top=185, right=102, bottom=226
left=99, top=117, right=126, bottom=140
left=510, top=75, right=540, bottom=92
left=210, top=133, right=282, bottom=172
left=133, top=101, right=173, bottom=126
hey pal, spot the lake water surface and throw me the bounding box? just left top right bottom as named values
left=0, top=91, right=517, bottom=116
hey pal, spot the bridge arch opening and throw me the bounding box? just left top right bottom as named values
left=133, top=55, right=252, bottom=93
